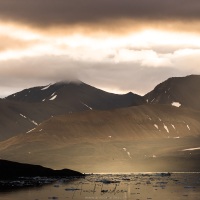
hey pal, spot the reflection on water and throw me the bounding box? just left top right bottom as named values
left=0, top=173, right=200, bottom=200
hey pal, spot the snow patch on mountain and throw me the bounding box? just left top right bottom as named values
left=49, top=95, right=57, bottom=101
left=20, top=114, right=27, bottom=119
left=154, top=124, right=159, bottom=129
left=127, top=152, right=131, bottom=158
left=171, top=124, right=176, bottom=129
left=171, top=102, right=181, bottom=107
left=31, top=120, right=38, bottom=126
left=187, top=125, right=190, bottom=130
left=26, top=128, right=36, bottom=133
left=81, top=102, right=93, bottom=110
left=182, top=147, right=200, bottom=151
left=163, top=124, right=169, bottom=133
left=147, top=115, right=152, bottom=120
left=41, top=84, right=51, bottom=90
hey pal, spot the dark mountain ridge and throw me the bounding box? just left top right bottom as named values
left=145, top=75, right=200, bottom=110
left=0, top=159, right=83, bottom=179
left=0, top=81, right=145, bottom=141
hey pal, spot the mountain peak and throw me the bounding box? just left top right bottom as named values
left=145, top=74, right=200, bottom=110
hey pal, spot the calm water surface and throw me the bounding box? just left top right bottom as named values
left=0, top=173, right=200, bottom=200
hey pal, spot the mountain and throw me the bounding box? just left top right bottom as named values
left=0, top=159, right=83, bottom=179
left=0, top=81, right=145, bottom=141
left=145, top=75, right=200, bottom=110
left=0, top=104, right=200, bottom=173
left=6, top=81, right=144, bottom=108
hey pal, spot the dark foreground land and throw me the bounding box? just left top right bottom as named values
left=0, top=159, right=84, bottom=190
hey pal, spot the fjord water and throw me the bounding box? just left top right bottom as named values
left=1, top=173, right=200, bottom=200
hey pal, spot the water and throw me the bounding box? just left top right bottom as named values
left=0, top=173, right=200, bottom=200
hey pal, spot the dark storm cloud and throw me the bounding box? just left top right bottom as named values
left=0, top=0, right=200, bottom=26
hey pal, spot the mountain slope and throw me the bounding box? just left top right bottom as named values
left=0, top=159, right=83, bottom=179
left=0, top=81, right=145, bottom=141
left=6, top=81, right=144, bottom=109
left=0, top=104, right=200, bottom=173
left=144, top=75, right=200, bottom=110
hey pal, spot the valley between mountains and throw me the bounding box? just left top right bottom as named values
left=0, top=75, right=200, bottom=173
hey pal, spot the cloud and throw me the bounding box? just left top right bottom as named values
left=0, top=35, right=36, bottom=52
left=0, top=1, right=200, bottom=97
left=0, top=0, right=200, bottom=27
left=0, top=53, right=194, bottom=98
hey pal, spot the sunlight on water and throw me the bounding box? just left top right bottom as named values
left=0, top=173, right=200, bottom=200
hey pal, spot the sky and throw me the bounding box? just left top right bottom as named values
left=0, top=0, right=200, bottom=97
